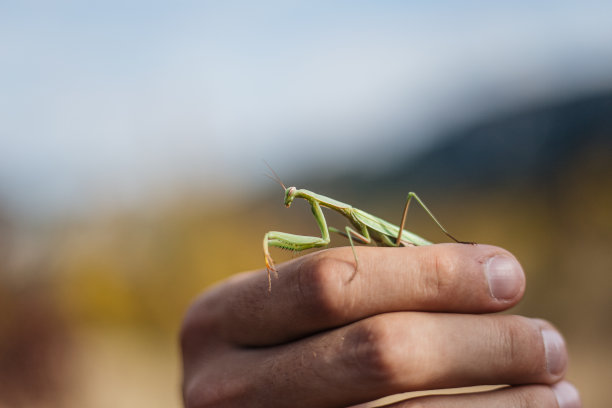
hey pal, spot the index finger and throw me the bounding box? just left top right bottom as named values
left=186, top=244, right=525, bottom=347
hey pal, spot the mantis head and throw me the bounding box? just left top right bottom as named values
left=284, top=187, right=297, bottom=207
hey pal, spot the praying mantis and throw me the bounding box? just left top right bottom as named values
left=263, top=166, right=471, bottom=291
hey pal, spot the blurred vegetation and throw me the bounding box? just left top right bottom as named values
left=1, top=92, right=611, bottom=407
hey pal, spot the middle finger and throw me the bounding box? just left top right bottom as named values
left=234, top=313, right=567, bottom=408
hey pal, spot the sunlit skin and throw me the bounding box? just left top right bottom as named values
left=181, top=244, right=581, bottom=407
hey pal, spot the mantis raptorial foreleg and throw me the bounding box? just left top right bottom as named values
left=396, top=192, right=468, bottom=245
left=264, top=201, right=331, bottom=291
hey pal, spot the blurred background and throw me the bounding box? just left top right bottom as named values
left=1, top=1, right=611, bottom=407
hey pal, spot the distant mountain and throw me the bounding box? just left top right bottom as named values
left=327, top=91, right=612, bottom=197
left=405, top=91, right=612, bottom=189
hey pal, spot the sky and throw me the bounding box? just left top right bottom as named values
left=2, top=1, right=612, bottom=218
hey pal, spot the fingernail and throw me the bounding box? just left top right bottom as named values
left=542, top=329, right=567, bottom=376
left=484, top=255, right=523, bottom=300
left=552, top=381, right=582, bottom=408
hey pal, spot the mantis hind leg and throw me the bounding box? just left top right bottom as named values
left=395, top=192, right=473, bottom=245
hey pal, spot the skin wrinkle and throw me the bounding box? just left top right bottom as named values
left=434, top=252, right=443, bottom=301
left=500, top=317, right=519, bottom=376
left=356, top=248, right=389, bottom=313
left=330, top=254, right=354, bottom=323
left=422, top=251, right=443, bottom=304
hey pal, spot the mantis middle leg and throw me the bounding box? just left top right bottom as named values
left=328, top=224, right=372, bottom=282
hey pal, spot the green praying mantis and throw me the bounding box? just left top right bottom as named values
left=263, top=165, right=471, bottom=291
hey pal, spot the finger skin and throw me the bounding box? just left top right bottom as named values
left=186, top=244, right=525, bottom=346
left=378, top=382, right=581, bottom=408
left=180, top=245, right=573, bottom=408
left=182, top=313, right=568, bottom=408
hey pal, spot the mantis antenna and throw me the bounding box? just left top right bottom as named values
left=263, top=160, right=286, bottom=191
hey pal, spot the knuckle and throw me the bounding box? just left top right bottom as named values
left=296, top=253, right=350, bottom=321
left=344, top=316, right=405, bottom=385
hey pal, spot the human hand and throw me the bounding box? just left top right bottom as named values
left=180, top=244, right=581, bottom=407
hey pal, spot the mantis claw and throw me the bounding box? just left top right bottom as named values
left=264, top=252, right=278, bottom=292
left=263, top=233, right=279, bottom=292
